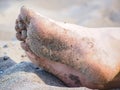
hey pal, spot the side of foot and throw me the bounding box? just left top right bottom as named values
left=15, top=6, right=120, bottom=89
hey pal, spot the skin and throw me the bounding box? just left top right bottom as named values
left=15, top=6, right=120, bottom=89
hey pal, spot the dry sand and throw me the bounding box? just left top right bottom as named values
left=0, top=0, right=120, bottom=90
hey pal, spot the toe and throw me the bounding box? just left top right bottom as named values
left=16, top=30, right=27, bottom=41
left=15, top=19, right=22, bottom=32
left=16, top=32, right=23, bottom=41
left=20, top=6, right=35, bottom=24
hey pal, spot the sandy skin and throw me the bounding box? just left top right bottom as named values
left=15, top=6, right=120, bottom=89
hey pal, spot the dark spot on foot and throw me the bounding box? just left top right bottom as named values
left=76, top=58, right=79, bottom=61
left=69, top=74, right=81, bottom=86
left=64, top=74, right=67, bottom=76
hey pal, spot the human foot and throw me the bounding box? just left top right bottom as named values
left=15, top=6, right=120, bottom=89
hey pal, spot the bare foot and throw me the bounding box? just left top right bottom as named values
left=15, top=6, right=120, bottom=89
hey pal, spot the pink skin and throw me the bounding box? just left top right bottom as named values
left=15, top=6, right=120, bottom=89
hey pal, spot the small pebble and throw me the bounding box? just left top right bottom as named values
left=21, top=55, right=26, bottom=58
left=35, top=67, right=40, bottom=70
left=21, top=55, right=24, bottom=58
left=3, top=56, right=9, bottom=60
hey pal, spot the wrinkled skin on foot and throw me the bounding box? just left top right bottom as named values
left=15, top=6, right=120, bottom=89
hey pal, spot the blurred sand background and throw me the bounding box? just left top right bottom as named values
left=0, top=0, right=120, bottom=90
left=0, top=0, right=120, bottom=41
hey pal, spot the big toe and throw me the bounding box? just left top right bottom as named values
left=20, top=6, right=35, bottom=24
